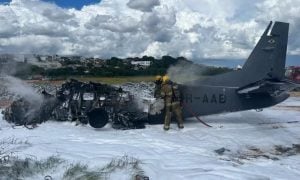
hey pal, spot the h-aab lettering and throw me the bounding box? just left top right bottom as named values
left=184, top=93, right=227, bottom=104
left=202, top=94, right=227, bottom=104
left=210, top=94, right=217, bottom=103
left=219, top=94, right=226, bottom=103
left=184, top=93, right=193, bottom=103
left=202, top=94, right=209, bottom=103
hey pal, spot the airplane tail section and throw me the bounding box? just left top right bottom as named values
left=242, top=21, right=289, bottom=81
left=236, top=22, right=296, bottom=96
left=194, top=21, right=290, bottom=89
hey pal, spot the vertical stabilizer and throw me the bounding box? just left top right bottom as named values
left=192, top=21, right=289, bottom=87
left=242, top=21, right=289, bottom=81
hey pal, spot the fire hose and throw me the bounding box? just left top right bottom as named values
left=182, top=102, right=212, bottom=128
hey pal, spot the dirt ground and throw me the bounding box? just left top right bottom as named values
left=289, top=91, right=300, bottom=97
left=0, top=100, right=12, bottom=108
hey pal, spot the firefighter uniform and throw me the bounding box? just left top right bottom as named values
left=161, top=76, right=184, bottom=130
left=154, top=75, right=163, bottom=98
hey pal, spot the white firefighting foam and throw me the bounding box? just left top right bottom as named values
left=0, top=97, right=300, bottom=180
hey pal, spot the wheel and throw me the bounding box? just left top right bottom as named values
left=87, top=108, right=109, bottom=128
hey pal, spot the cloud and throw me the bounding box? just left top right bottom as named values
left=141, top=5, right=176, bottom=42
left=85, top=14, right=139, bottom=33
left=0, top=5, right=20, bottom=38
left=0, top=0, right=299, bottom=60
left=255, top=0, right=300, bottom=54
left=127, top=0, right=160, bottom=12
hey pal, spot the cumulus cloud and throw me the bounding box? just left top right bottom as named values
left=0, top=0, right=299, bottom=59
left=127, top=0, right=160, bottom=12
left=85, top=14, right=139, bottom=33
left=141, top=5, right=176, bottom=42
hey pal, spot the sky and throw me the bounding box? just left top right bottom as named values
left=0, top=0, right=101, bottom=9
left=42, top=0, right=101, bottom=10
left=0, top=0, right=299, bottom=65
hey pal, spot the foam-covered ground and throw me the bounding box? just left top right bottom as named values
left=0, top=97, right=300, bottom=180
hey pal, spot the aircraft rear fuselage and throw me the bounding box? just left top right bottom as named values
left=181, top=85, right=289, bottom=117
left=179, top=21, right=293, bottom=118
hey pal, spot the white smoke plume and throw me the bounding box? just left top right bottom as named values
left=167, top=61, right=205, bottom=85
left=4, top=76, right=43, bottom=104
left=3, top=76, right=44, bottom=122
left=0, top=54, right=41, bottom=76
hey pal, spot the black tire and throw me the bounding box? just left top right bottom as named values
left=87, top=108, right=109, bottom=128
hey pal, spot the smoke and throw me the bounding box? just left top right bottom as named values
left=1, top=54, right=44, bottom=107
left=0, top=55, right=16, bottom=76
left=0, top=55, right=41, bottom=100
left=148, top=98, right=164, bottom=115
left=4, top=76, right=42, bottom=103
left=0, top=54, right=43, bottom=77
left=167, top=61, right=205, bottom=84
left=3, top=76, right=44, bottom=122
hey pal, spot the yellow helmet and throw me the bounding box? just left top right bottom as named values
left=155, top=75, right=162, bottom=81
left=162, top=75, right=170, bottom=83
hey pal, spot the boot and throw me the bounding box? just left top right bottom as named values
left=178, top=123, right=184, bottom=129
left=164, top=125, right=170, bottom=131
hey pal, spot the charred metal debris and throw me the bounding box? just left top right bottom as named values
left=2, top=79, right=162, bottom=130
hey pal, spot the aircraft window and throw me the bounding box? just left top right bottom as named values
left=83, top=93, right=94, bottom=100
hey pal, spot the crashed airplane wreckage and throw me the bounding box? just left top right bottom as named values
left=3, top=79, right=164, bottom=129
left=2, top=21, right=300, bottom=130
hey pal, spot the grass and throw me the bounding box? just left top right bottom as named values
left=0, top=137, right=31, bottom=163
left=74, top=76, right=156, bottom=84
left=63, top=163, right=102, bottom=180
left=0, top=155, right=64, bottom=180
left=0, top=137, right=63, bottom=179
left=63, top=155, right=146, bottom=180
left=99, top=155, right=145, bottom=179
left=0, top=138, right=147, bottom=180
left=26, top=76, right=156, bottom=85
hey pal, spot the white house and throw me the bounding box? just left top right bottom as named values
left=130, top=61, right=151, bottom=67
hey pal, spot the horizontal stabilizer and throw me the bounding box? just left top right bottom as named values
left=237, top=79, right=299, bottom=96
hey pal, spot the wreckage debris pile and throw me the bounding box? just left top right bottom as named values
left=1, top=80, right=159, bottom=129
left=121, top=82, right=155, bottom=100
left=31, top=83, right=59, bottom=95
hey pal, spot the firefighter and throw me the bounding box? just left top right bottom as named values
left=154, top=75, right=163, bottom=98
left=161, top=75, right=184, bottom=130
